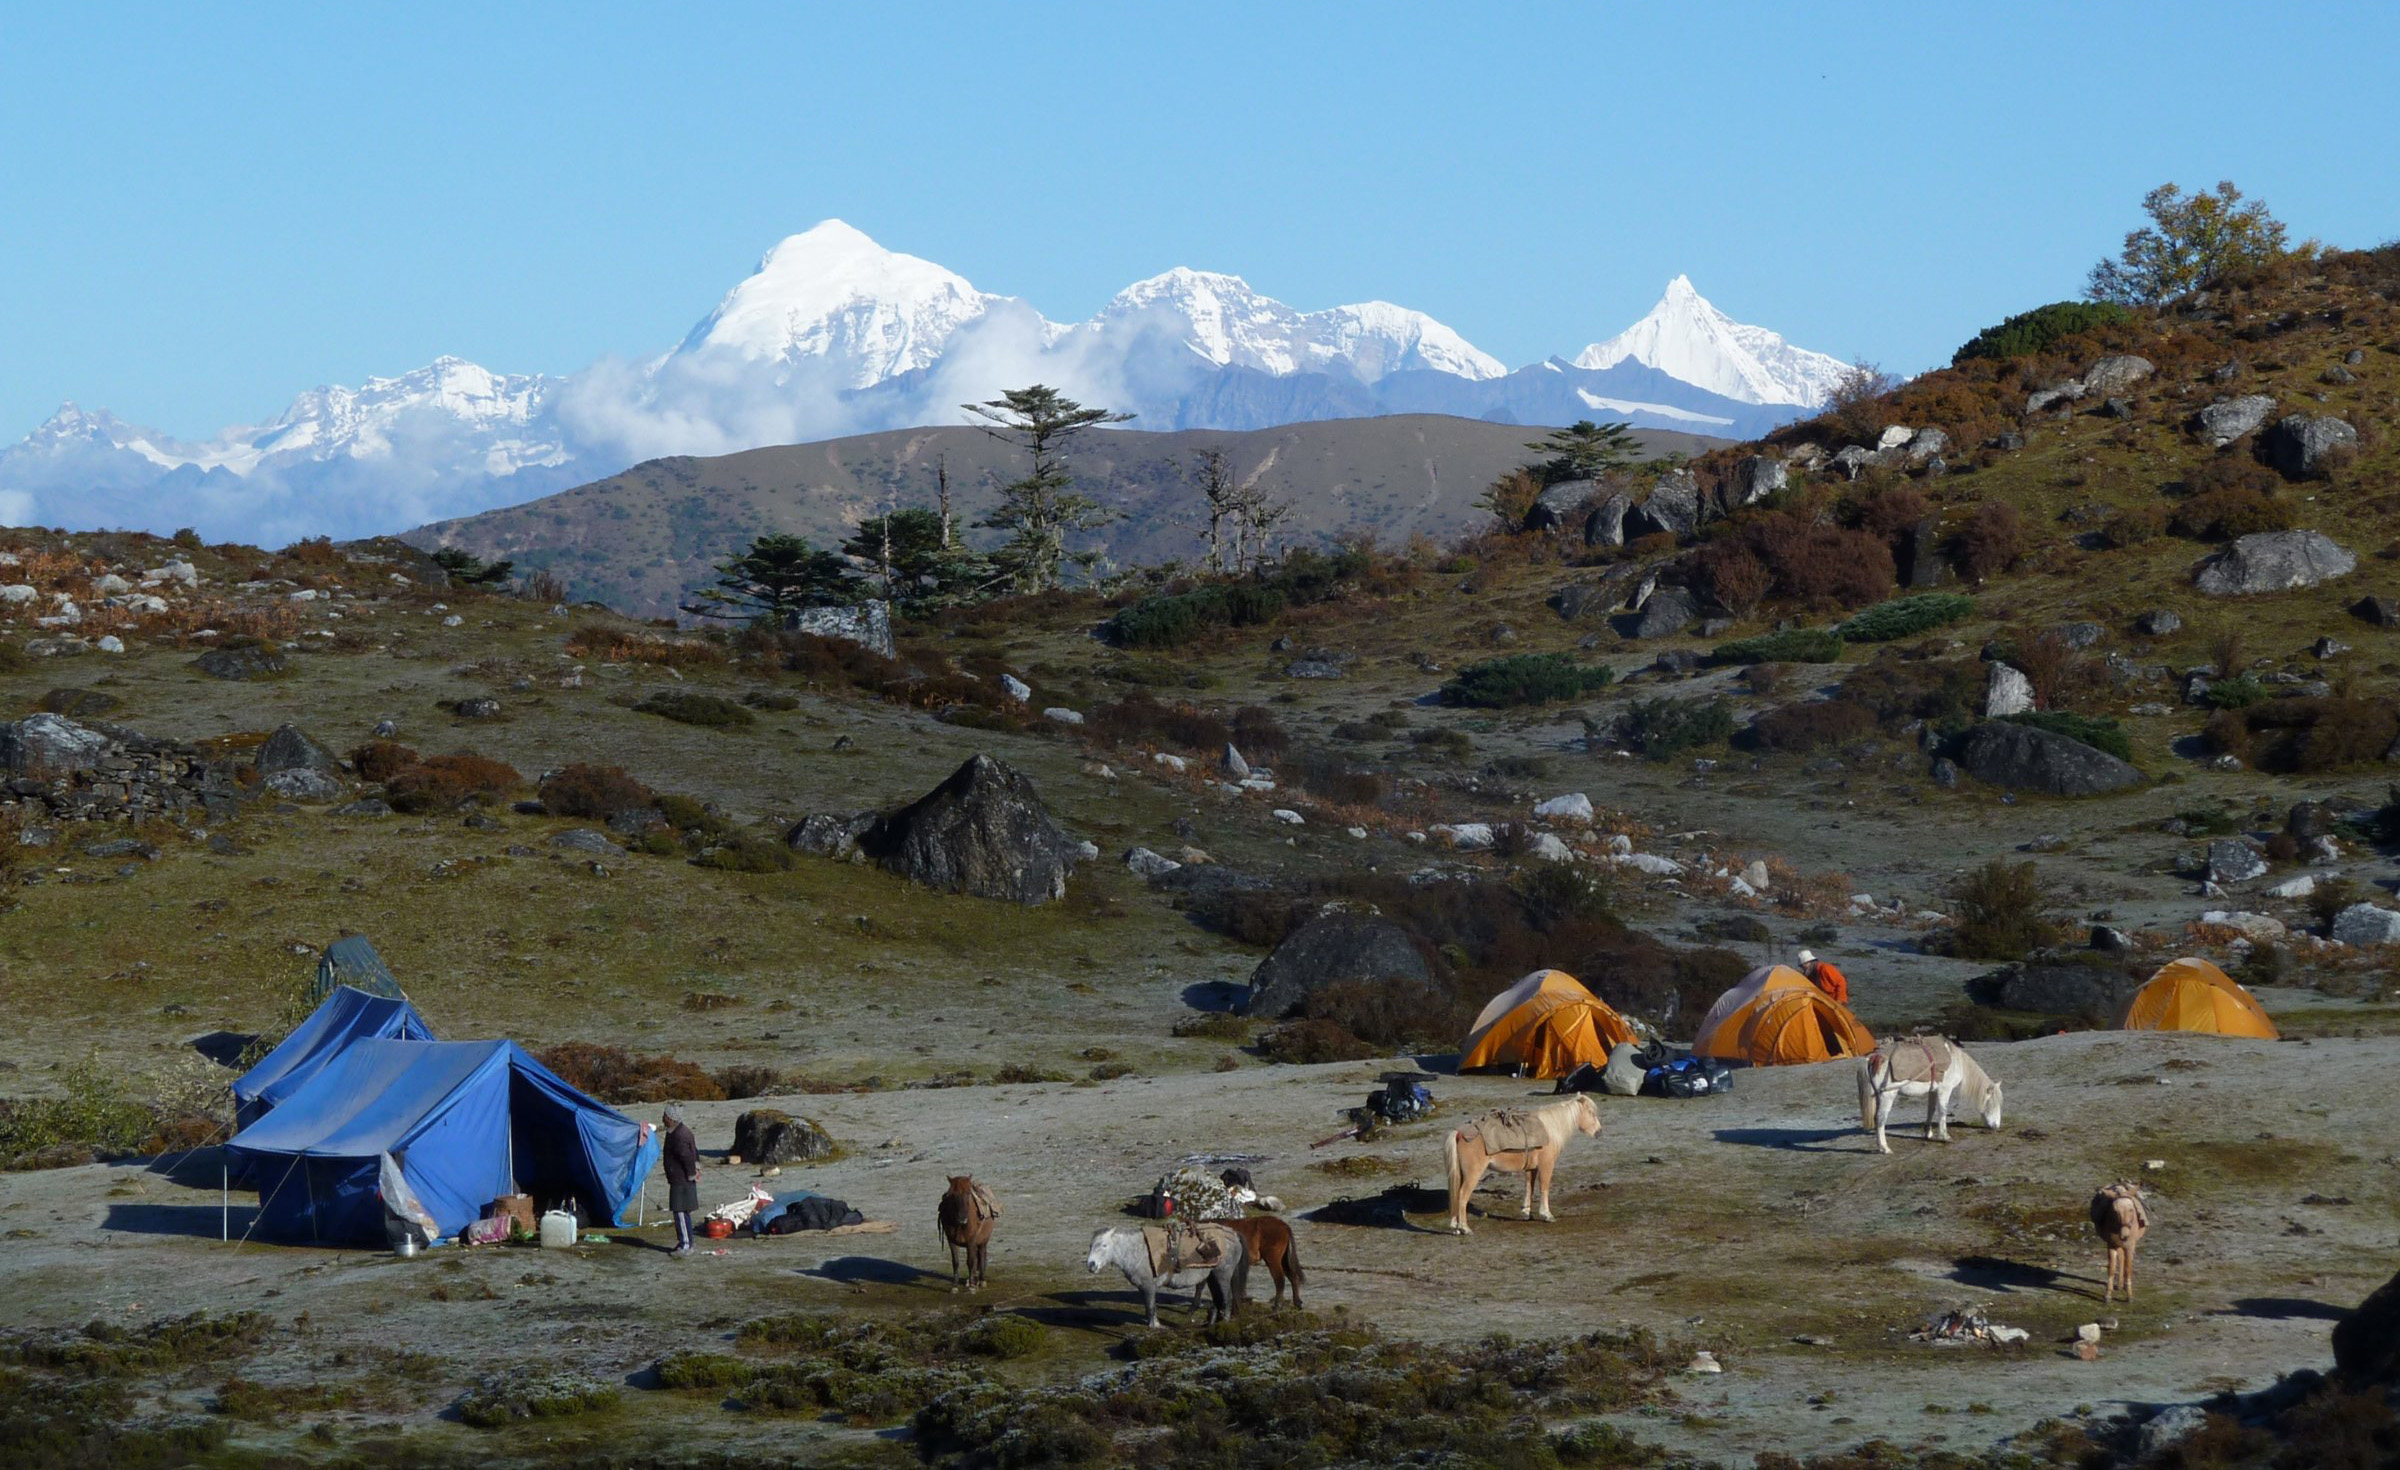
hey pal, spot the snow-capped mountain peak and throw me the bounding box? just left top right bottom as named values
left=1574, top=276, right=1848, bottom=408
left=1097, top=268, right=1504, bottom=384
left=674, top=219, right=1003, bottom=387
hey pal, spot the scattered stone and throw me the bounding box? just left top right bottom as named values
left=1729, top=456, right=1786, bottom=507
left=0, top=713, right=112, bottom=775
left=2137, top=1405, right=2212, bottom=1461
left=1271, top=809, right=1304, bottom=826
left=1583, top=492, right=1631, bottom=549
left=1626, top=471, right=1701, bottom=539
left=2206, top=839, right=2268, bottom=885
left=1123, top=847, right=1181, bottom=878
left=440, top=614, right=464, bottom=627
left=2090, top=925, right=2133, bottom=952
left=2076, top=1323, right=2102, bottom=1344
left=2353, top=596, right=2400, bottom=628
left=1153, top=753, right=1187, bottom=773
left=2264, top=414, right=2359, bottom=478
left=2314, top=636, right=2351, bottom=659
left=1042, top=707, right=1084, bottom=725
left=1629, top=587, right=1697, bottom=640
left=1526, top=832, right=1574, bottom=862
left=1929, top=756, right=1960, bottom=789
left=605, top=807, right=666, bottom=836
left=2026, top=382, right=2084, bottom=414
left=2083, top=355, right=2155, bottom=396
left=2331, top=903, right=2400, bottom=947
left=1533, top=793, right=1594, bottom=824
left=95, top=636, right=125, bottom=654
left=256, top=723, right=340, bottom=776
left=790, top=601, right=895, bottom=659
left=2264, top=875, right=2316, bottom=900
left=1614, top=853, right=1684, bottom=876
left=1431, top=822, right=1494, bottom=850
left=453, top=697, right=503, bottom=720
left=192, top=643, right=289, bottom=681
left=1284, top=653, right=1349, bottom=680
left=550, top=828, right=626, bottom=859
left=2193, top=531, right=2356, bottom=597
left=372, top=718, right=401, bottom=738
left=2194, top=394, right=2278, bottom=446
left=330, top=798, right=394, bottom=818
left=1685, top=1351, right=1722, bottom=1374
left=1984, top=663, right=2035, bottom=718
left=262, top=768, right=345, bottom=802
left=2054, top=622, right=2105, bottom=651
left=1741, top=859, right=1770, bottom=891
left=2074, top=1340, right=2101, bottom=1362
left=1522, top=479, right=1597, bottom=533
left=1220, top=744, right=1250, bottom=778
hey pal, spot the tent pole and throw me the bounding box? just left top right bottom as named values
left=221, top=1164, right=228, bottom=1242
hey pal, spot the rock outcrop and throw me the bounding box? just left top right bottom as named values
left=2194, top=531, right=2356, bottom=597
left=1244, top=909, right=1438, bottom=1020
left=2192, top=395, right=2278, bottom=446
left=2263, top=414, right=2358, bottom=478
left=731, top=1109, right=838, bottom=1166
left=855, top=753, right=1079, bottom=904
left=1957, top=721, right=2143, bottom=797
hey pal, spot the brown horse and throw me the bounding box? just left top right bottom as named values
left=2091, top=1181, right=2149, bottom=1304
left=1187, top=1215, right=1306, bottom=1311
left=1444, top=1093, right=1603, bottom=1235
left=937, top=1176, right=998, bottom=1292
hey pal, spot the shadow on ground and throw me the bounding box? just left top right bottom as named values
left=1712, top=1126, right=1859, bottom=1153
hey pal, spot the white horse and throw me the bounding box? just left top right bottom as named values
left=1086, top=1224, right=1247, bottom=1329
left=1857, top=1035, right=2002, bottom=1154
left=1443, top=1092, right=1603, bottom=1235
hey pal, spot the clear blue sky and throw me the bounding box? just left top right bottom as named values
left=3, top=1, right=2394, bottom=439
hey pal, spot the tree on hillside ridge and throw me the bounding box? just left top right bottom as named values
left=682, top=533, right=859, bottom=621
left=964, top=385, right=1133, bottom=593
left=1525, top=419, right=1638, bottom=485
left=2086, top=181, right=2311, bottom=306
left=842, top=507, right=992, bottom=615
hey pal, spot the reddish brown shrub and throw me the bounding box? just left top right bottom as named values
left=2210, top=697, right=2400, bottom=773
left=1297, top=979, right=1468, bottom=1051
left=1231, top=705, right=1291, bottom=760
left=383, top=753, right=523, bottom=813
left=1839, top=654, right=1982, bottom=734
left=534, top=1042, right=725, bottom=1104
left=1951, top=502, right=2024, bottom=582
left=2170, top=487, right=2295, bottom=540
left=1695, top=544, right=1771, bottom=615
left=1779, top=526, right=1896, bottom=609
left=350, top=740, right=421, bottom=783
left=1089, top=691, right=1231, bottom=752
left=540, top=763, right=654, bottom=820
left=1857, top=485, right=1932, bottom=543
left=1255, top=1018, right=1376, bottom=1065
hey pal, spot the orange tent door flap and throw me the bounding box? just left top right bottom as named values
left=1733, top=989, right=1876, bottom=1065
left=1692, top=964, right=1817, bottom=1059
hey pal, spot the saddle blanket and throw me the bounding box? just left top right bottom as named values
left=1141, top=1222, right=1232, bottom=1277
left=967, top=1182, right=1002, bottom=1222
left=1877, top=1036, right=1955, bottom=1086
left=1461, top=1107, right=1550, bottom=1155
left=2091, top=1182, right=2149, bottom=1234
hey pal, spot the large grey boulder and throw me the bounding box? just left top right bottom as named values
left=1584, top=492, right=1632, bottom=548
left=2026, top=382, right=2084, bottom=415
left=256, top=723, right=339, bottom=776
left=1902, top=427, right=1949, bottom=463
left=2194, top=530, right=2357, bottom=597
left=2193, top=395, right=2279, bottom=446
left=1958, top=721, right=2143, bottom=797
left=857, top=753, right=1079, bottom=904
left=2331, top=903, right=2400, bottom=947
left=263, top=768, right=345, bottom=802
left=1729, top=456, right=1787, bottom=507
left=731, top=1109, right=837, bottom=1165
left=1628, top=587, right=1697, bottom=640
left=786, top=810, right=874, bottom=860
left=1243, top=909, right=1438, bottom=1020
left=788, top=601, right=895, bottom=659
left=2206, top=839, right=2267, bottom=885
left=1523, top=479, right=1596, bottom=533
left=1549, top=564, right=1641, bottom=622
left=1829, top=446, right=1874, bottom=480
left=2264, top=414, right=2359, bottom=478
left=1626, top=471, right=1701, bottom=539
left=192, top=642, right=289, bottom=681
left=1968, top=959, right=2135, bottom=1020
left=2083, top=355, right=2155, bottom=396
left=0, top=713, right=112, bottom=775
left=1900, top=516, right=1948, bottom=588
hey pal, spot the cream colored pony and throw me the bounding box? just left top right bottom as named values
left=1443, top=1093, right=1603, bottom=1235
left=1857, top=1036, right=2002, bottom=1154
left=2091, top=1181, right=2149, bottom=1304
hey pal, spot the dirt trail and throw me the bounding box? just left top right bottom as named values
left=1, top=1028, right=2388, bottom=1462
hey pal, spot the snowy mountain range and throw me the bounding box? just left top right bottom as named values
left=0, top=220, right=1849, bottom=543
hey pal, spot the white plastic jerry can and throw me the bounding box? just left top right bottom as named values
left=538, top=1210, right=579, bottom=1249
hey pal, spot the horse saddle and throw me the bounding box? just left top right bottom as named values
left=1142, top=1222, right=1230, bottom=1276
left=1461, top=1107, right=1549, bottom=1156
left=2092, top=1182, right=2148, bottom=1233
left=1881, top=1036, right=1953, bottom=1086
left=968, top=1183, right=1001, bottom=1222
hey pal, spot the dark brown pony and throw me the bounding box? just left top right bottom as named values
left=1189, top=1216, right=1306, bottom=1310
left=937, top=1176, right=997, bottom=1292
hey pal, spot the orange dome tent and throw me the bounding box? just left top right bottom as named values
left=1692, top=963, right=1875, bottom=1064
left=2120, top=957, right=2278, bottom=1039
left=1459, top=970, right=1639, bottom=1078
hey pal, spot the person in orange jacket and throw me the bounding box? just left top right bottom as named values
left=1797, top=948, right=1849, bottom=1005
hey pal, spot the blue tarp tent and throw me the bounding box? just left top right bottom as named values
left=231, top=986, right=437, bottom=1129
left=226, top=1039, right=662, bottom=1245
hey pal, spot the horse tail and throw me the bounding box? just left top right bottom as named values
left=1282, top=1224, right=1304, bottom=1289
left=1858, top=1053, right=1882, bottom=1133
left=1444, top=1127, right=1464, bottom=1203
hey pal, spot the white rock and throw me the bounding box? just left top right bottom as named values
left=92, top=574, right=132, bottom=595
left=1043, top=707, right=1084, bottom=725
left=1875, top=425, right=1915, bottom=450
left=1072, top=839, right=1100, bottom=860
left=1614, top=853, right=1683, bottom=876
left=155, top=559, right=199, bottom=585
left=1432, top=822, right=1495, bottom=850
left=96, top=635, right=125, bottom=654
left=441, top=614, right=464, bottom=627
left=290, top=588, right=319, bottom=601
left=1346, top=826, right=1368, bottom=839
left=1000, top=674, right=1032, bottom=703
left=2075, top=1323, right=2102, bottom=1345
left=2144, top=1159, right=2166, bottom=1171
left=1686, top=1350, right=1723, bottom=1374
left=430, top=602, right=448, bottom=611
left=1605, top=833, right=1633, bottom=856
left=1239, top=777, right=1277, bottom=792
left=1849, top=893, right=1876, bottom=908
left=1726, top=877, right=1758, bottom=899
left=1153, top=753, right=1187, bottom=773
left=2264, top=875, right=2315, bottom=900
left=1405, top=831, right=1427, bottom=844
left=1741, top=859, right=1770, bottom=891
left=1984, top=662, right=2035, bottom=717
left=1271, top=809, right=1304, bottom=826
left=2198, top=909, right=2286, bottom=941
left=1988, top=1325, right=2030, bottom=1345
left=1533, top=793, right=1593, bottom=823
left=1527, top=832, right=1574, bottom=862
left=1123, top=847, right=1181, bottom=878
left=0, top=584, right=36, bottom=604
left=1221, top=744, right=1250, bottom=778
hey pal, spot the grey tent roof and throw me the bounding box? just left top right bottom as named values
left=313, top=935, right=403, bottom=1003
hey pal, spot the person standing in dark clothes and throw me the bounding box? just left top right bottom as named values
left=661, top=1103, right=699, bottom=1256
